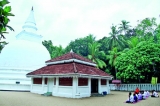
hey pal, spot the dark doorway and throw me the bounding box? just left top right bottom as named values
left=91, top=79, right=98, bottom=93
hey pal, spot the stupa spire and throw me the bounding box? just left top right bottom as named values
left=16, top=7, right=42, bottom=42
left=22, top=7, right=37, bottom=31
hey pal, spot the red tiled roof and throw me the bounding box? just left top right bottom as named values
left=45, top=52, right=94, bottom=64
left=27, top=63, right=111, bottom=77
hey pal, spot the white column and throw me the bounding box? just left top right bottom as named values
left=30, top=78, right=33, bottom=92
left=88, top=78, right=91, bottom=95
left=107, top=79, right=110, bottom=94
left=98, top=79, right=101, bottom=94
left=42, top=77, right=44, bottom=93
left=72, top=77, right=77, bottom=98
left=55, top=77, right=59, bottom=95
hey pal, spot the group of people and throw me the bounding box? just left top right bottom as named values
left=126, top=87, right=159, bottom=103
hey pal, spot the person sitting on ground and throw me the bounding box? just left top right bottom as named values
left=142, top=91, right=147, bottom=99
left=151, top=90, right=159, bottom=97
left=144, top=90, right=147, bottom=97
left=135, top=87, right=140, bottom=94
left=138, top=92, right=143, bottom=100
left=126, top=92, right=134, bottom=103
left=146, top=91, right=150, bottom=97
left=133, top=93, right=138, bottom=102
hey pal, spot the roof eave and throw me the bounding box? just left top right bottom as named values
left=26, top=73, right=113, bottom=80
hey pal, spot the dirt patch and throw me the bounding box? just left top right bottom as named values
left=0, top=91, right=159, bottom=106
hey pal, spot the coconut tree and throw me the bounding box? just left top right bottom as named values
left=107, top=25, right=126, bottom=50
left=87, top=42, right=106, bottom=69
left=118, top=20, right=131, bottom=36
left=107, top=47, right=119, bottom=79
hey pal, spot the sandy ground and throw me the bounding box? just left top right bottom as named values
left=0, top=91, right=160, bottom=106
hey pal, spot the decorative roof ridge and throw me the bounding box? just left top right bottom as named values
left=73, top=62, right=78, bottom=73
left=45, top=58, right=97, bottom=66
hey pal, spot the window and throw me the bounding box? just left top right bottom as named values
left=101, top=79, right=106, bottom=85
left=33, top=78, right=42, bottom=84
left=78, top=78, right=88, bottom=86
left=59, top=78, right=73, bottom=86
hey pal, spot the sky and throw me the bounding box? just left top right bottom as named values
left=5, top=0, right=160, bottom=48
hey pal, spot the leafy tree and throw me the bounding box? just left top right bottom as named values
left=65, top=34, right=95, bottom=56
left=115, top=41, right=160, bottom=83
left=0, top=0, right=14, bottom=40
left=42, top=40, right=54, bottom=56
left=127, top=36, right=140, bottom=48
left=135, top=18, right=157, bottom=38
left=51, top=45, right=65, bottom=59
left=87, top=42, right=106, bottom=69
left=98, top=36, right=110, bottom=54
left=42, top=40, right=65, bottom=58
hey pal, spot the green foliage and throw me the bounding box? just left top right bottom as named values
left=115, top=41, right=160, bottom=82
left=87, top=42, right=107, bottom=69
left=42, top=40, right=65, bottom=58
left=65, top=34, right=95, bottom=56
left=43, top=17, right=160, bottom=83
left=106, top=25, right=127, bottom=50
left=0, top=0, right=14, bottom=40
left=0, top=40, right=7, bottom=53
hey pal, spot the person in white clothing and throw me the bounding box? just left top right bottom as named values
left=146, top=91, right=150, bottom=97
left=142, top=91, right=147, bottom=99
left=151, top=90, right=159, bottom=97
left=126, top=92, right=134, bottom=103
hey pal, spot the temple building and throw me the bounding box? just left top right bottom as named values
left=0, top=8, right=50, bottom=91
left=27, top=51, right=112, bottom=98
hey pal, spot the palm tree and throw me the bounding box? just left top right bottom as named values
left=107, top=25, right=126, bottom=50
left=107, top=47, right=119, bottom=79
left=118, top=20, right=131, bottom=36
left=87, top=42, right=106, bottom=69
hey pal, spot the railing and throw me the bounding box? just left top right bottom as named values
left=109, top=83, right=160, bottom=91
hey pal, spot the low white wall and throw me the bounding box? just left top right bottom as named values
left=100, top=85, right=108, bottom=94
left=31, top=84, right=47, bottom=94
left=0, top=83, right=30, bottom=91
left=77, top=86, right=90, bottom=98
left=109, top=83, right=160, bottom=91
left=53, top=86, right=73, bottom=98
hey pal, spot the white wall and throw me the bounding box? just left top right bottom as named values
left=0, top=69, right=31, bottom=91
left=0, top=83, right=30, bottom=91
left=31, top=77, right=111, bottom=98
left=98, top=79, right=110, bottom=94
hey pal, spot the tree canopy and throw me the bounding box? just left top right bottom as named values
left=42, top=17, right=160, bottom=83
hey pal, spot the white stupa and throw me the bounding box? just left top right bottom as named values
left=0, top=7, right=50, bottom=91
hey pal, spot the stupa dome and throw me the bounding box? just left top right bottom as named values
left=0, top=7, right=50, bottom=90
left=0, top=40, right=50, bottom=70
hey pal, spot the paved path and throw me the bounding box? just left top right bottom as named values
left=0, top=91, right=159, bottom=106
